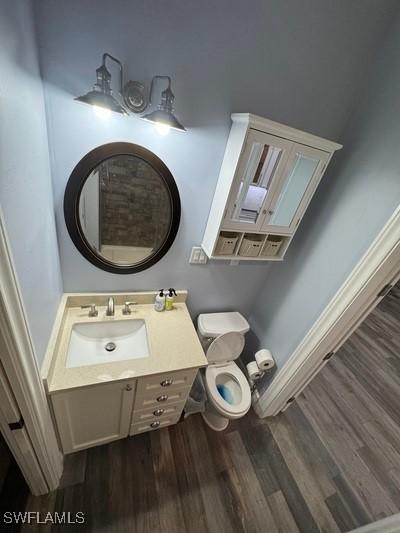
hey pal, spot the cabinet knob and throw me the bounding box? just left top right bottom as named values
left=160, top=379, right=173, bottom=387
left=125, top=384, right=132, bottom=391
left=157, top=395, right=168, bottom=402
left=153, top=409, right=164, bottom=416
left=150, top=421, right=160, bottom=429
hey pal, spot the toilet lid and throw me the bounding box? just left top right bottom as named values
left=206, top=331, right=245, bottom=364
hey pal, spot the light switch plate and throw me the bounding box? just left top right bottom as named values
left=189, top=246, right=208, bottom=264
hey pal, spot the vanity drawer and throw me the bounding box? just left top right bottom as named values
left=134, top=387, right=190, bottom=410
left=130, top=414, right=181, bottom=436
left=136, top=369, right=197, bottom=396
left=131, top=401, right=185, bottom=425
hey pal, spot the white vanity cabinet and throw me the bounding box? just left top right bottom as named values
left=129, top=368, right=196, bottom=436
left=202, top=114, right=342, bottom=261
left=51, top=379, right=136, bottom=454
left=51, top=368, right=197, bottom=454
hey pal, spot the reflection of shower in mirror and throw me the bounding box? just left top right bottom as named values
left=78, top=155, right=172, bottom=266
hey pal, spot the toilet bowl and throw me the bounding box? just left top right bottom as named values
left=197, top=313, right=252, bottom=431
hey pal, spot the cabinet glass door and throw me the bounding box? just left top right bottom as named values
left=263, top=144, right=329, bottom=233
left=223, top=130, right=292, bottom=231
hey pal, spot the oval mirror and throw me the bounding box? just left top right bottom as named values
left=64, top=142, right=180, bottom=274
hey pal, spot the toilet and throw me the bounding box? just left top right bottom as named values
left=197, top=312, right=252, bottom=431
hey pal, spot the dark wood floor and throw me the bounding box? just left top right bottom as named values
left=0, top=435, right=30, bottom=529
left=0, top=433, right=13, bottom=493
left=14, top=283, right=400, bottom=532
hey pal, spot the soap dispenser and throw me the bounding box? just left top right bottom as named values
left=165, top=288, right=177, bottom=311
left=154, top=289, right=166, bottom=312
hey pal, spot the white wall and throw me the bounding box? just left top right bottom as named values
left=33, top=0, right=397, bottom=319
left=250, top=10, right=400, bottom=393
left=0, top=0, right=63, bottom=366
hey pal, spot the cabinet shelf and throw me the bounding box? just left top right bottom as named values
left=210, top=230, right=291, bottom=261
left=211, top=254, right=285, bottom=262
left=202, top=114, right=342, bottom=262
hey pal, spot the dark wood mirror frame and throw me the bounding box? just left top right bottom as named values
left=64, top=142, right=181, bottom=274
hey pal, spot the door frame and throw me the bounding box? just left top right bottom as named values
left=253, top=204, right=400, bottom=417
left=0, top=210, right=63, bottom=494
left=0, top=363, right=48, bottom=495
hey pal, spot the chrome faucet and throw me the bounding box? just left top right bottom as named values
left=81, top=303, right=98, bottom=317
left=122, top=301, right=137, bottom=315
left=106, top=297, right=115, bottom=316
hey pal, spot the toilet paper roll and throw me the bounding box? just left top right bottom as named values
left=255, top=349, right=275, bottom=370
left=246, top=361, right=264, bottom=380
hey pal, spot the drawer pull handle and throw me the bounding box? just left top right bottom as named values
left=150, top=421, right=160, bottom=429
left=153, top=409, right=164, bottom=416
left=157, top=395, right=168, bottom=402
left=125, top=384, right=132, bottom=391
left=161, top=379, right=173, bottom=387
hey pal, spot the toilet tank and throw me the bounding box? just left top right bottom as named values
left=197, top=312, right=250, bottom=351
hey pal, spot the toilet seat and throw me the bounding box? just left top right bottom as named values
left=205, top=362, right=251, bottom=418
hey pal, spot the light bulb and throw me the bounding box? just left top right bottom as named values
left=156, top=123, right=170, bottom=135
left=93, top=105, right=112, bottom=118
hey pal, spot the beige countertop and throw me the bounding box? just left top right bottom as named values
left=43, top=292, right=208, bottom=394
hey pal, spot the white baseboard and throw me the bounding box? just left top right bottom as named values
left=349, top=513, right=400, bottom=533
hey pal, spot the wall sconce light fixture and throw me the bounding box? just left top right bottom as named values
left=141, top=76, right=186, bottom=133
left=75, top=53, right=186, bottom=132
left=75, top=53, right=129, bottom=115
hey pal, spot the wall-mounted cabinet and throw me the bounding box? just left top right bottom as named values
left=202, top=114, right=342, bottom=261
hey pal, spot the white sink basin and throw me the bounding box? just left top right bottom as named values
left=66, top=320, right=150, bottom=369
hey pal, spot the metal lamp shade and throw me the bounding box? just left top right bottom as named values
left=141, top=109, right=186, bottom=132
left=75, top=90, right=128, bottom=115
